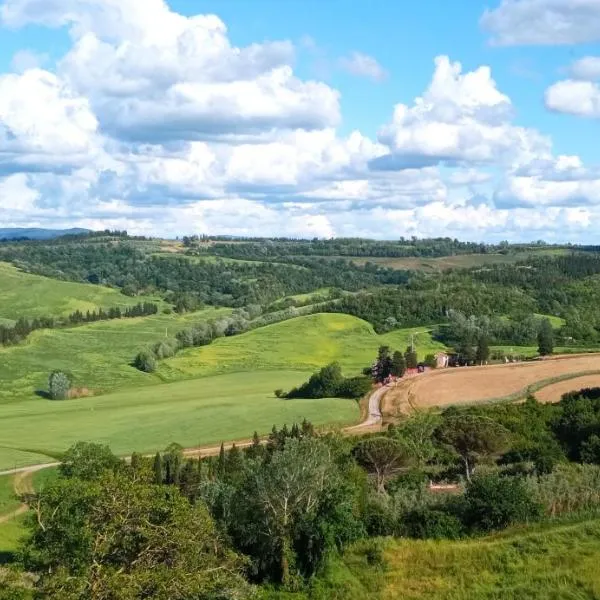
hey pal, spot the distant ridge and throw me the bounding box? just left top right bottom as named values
left=0, top=227, right=90, bottom=240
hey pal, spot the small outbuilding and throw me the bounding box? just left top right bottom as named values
left=435, top=352, right=450, bottom=368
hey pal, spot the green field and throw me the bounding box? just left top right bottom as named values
left=0, top=307, right=229, bottom=402
left=162, top=313, right=446, bottom=380
left=0, top=262, right=162, bottom=322
left=0, top=370, right=358, bottom=470
left=0, top=313, right=444, bottom=470
left=0, top=475, right=18, bottom=515
left=0, top=515, right=26, bottom=559
left=491, top=345, right=600, bottom=358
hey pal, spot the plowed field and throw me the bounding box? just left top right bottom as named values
left=383, top=354, right=600, bottom=416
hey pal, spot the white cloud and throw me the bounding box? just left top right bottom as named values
left=339, top=52, right=388, bottom=82
left=374, top=56, right=550, bottom=170
left=2, top=0, right=339, bottom=143
left=545, top=79, right=600, bottom=116
left=1, top=0, right=599, bottom=242
left=0, top=68, right=99, bottom=174
left=481, top=0, right=600, bottom=46
left=570, top=56, right=600, bottom=80
left=497, top=155, right=600, bottom=207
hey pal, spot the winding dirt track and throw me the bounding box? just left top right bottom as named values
left=382, top=354, right=600, bottom=416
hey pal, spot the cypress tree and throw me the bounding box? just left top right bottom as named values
left=538, top=318, right=554, bottom=356
left=391, top=351, right=406, bottom=377
left=152, top=452, right=163, bottom=485
left=476, top=334, right=490, bottom=365
left=217, top=443, right=226, bottom=476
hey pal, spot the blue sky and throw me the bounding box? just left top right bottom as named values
left=1, top=0, right=600, bottom=241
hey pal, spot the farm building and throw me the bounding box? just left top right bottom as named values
left=435, top=352, right=450, bottom=368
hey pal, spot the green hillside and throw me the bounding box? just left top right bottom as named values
left=0, top=262, right=161, bottom=322
left=0, top=307, right=229, bottom=402
left=0, top=313, right=443, bottom=470
left=300, top=518, right=600, bottom=600
left=162, top=313, right=446, bottom=380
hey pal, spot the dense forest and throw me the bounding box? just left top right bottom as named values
left=7, top=386, right=600, bottom=598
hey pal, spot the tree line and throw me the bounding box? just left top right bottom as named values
left=0, top=302, right=158, bottom=347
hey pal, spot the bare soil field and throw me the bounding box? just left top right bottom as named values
left=382, top=355, right=600, bottom=416
left=534, top=374, right=600, bottom=404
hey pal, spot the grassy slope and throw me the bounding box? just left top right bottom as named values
left=0, top=307, right=229, bottom=402
left=0, top=262, right=161, bottom=322
left=162, top=313, right=446, bottom=380
left=375, top=519, right=600, bottom=599
left=0, top=371, right=357, bottom=470
left=261, top=518, right=600, bottom=600
left=0, top=475, right=18, bottom=515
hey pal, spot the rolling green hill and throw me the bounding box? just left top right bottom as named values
left=0, top=313, right=444, bottom=470
left=0, top=307, right=230, bottom=403
left=162, top=313, right=446, bottom=380
left=0, top=262, right=161, bottom=322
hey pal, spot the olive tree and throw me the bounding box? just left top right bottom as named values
left=48, top=371, right=71, bottom=400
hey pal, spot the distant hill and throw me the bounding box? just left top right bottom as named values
left=0, top=227, right=90, bottom=240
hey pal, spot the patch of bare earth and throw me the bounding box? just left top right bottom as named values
left=534, top=375, right=600, bottom=404
left=383, top=354, right=600, bottom=416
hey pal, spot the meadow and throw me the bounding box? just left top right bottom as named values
left=0, top=313, right=444, bottom=470
left=375, top=518, right=600, bottom=599
left=0, top=370, right=358, bottom=471
left=0, top=262, right=161, bottom=322
left=309, top=518, right=600, bottom=600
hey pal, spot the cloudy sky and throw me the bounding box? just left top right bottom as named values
left=0, top=0, right=599, bottom=241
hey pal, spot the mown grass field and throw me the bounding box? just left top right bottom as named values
left=0, top=262, right=161, bottom=322
left=0, top=307, right=230, bottom=403
left=0, top=371, right=358, bottom=471
left=162, top=313, right=446, bottom=380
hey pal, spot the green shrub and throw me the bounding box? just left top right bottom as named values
left=402, top=507, right=464, bottom=540
left=463, top=474, right=542, bottom=532
left=133, top=350, right=157, bottom=373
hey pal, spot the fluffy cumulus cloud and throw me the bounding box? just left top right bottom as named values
left=0, top=0, right=598, bottom=241
left=374, top=56, right=550, bottom=170
left=481, top=0, right=600, bottom=46
left=545, top=55, right=600, bottom=117
left=545, top=80, right=600, bottom=117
